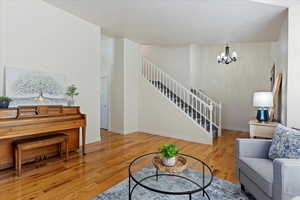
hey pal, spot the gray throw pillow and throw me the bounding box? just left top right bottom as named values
left=268, top=124, right=290, bottom=160
left=286, top=129, right=300, bottom=159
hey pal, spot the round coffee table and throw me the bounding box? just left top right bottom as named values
left=128, top=152, right=213, bottom=200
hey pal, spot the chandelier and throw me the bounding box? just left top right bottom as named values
left=217, top=45, right=238, bottom=65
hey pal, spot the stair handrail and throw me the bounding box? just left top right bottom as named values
left=142, top=57, right=210, bottom=109
left=192, top=88, right=217, bottom=105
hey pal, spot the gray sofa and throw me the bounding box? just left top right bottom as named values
left=236, top=139, right=300, bottom=200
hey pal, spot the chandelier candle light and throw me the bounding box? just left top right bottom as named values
left=217, top=45, right=238, bottom=65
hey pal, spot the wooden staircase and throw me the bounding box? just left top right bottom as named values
left=142, top=57, right=222, bottom=138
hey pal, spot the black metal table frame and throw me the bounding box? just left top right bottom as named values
left=128, top=152, right=213, bottom=200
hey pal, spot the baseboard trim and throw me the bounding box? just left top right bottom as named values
left=110, top=128, right=125, bottom=134
left=222, top=129, right=250, bottom=135
left=139, top=128, right=212, bottom=145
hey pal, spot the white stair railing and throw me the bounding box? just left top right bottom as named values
left=191, top=89, right=222, bottom=136
left=141, top=57, right=221, bottom=137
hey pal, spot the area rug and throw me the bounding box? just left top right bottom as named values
left=92, top=166, right=255, bottom=200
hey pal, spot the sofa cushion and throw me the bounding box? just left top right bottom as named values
left=286, top=129, right=300, bottom=159
left=239, top=157, right=273, bottom=197
left=269, top=124, right=290, bottom=160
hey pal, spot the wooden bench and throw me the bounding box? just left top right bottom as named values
left=13, top=134, right=69, bottom=176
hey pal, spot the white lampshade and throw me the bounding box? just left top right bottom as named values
left=253, top=92, right=273, bottom=108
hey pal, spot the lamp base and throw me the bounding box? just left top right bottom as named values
left=256, top=109, right=269, bottom=122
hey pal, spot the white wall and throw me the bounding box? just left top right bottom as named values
left=101, top=34, right=124, bottom=133
left=101, top=35, right=115, bottom=77
left=141, top=45, right=191, bottom=88
left=0, top=0, right=101, bottom=143
left=191, top=43, right=272, bottom=132
left=0, top=0, right=3, bottom=87
left=287, top=5, right=300, bottom=128
left=124, top=39, right=139, bottom=133
left=138, top=76, right=212, bottom=144
left=270, top=12, right=288, bottom=125
left=104, top=36, right=140, bottom=134
left=110, top=38, right=125, bottom=133
left=100, top=34, right=116, bottom=130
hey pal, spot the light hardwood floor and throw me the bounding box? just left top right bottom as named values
left=0, top=130, right=248, bottom=200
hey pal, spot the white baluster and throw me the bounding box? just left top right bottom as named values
left=146, top=63, right=148, bottom=80
left=142, top=60, right=144, bottom=77
left=163, top=73, right=166, bottom=94
left=153, top=65, right=156, bottom=86
left=150, top=64, right=153, bottom=83
left=155, top=67, right=158, bottom=86
left=218, top=103, right=222, bottom=136
left=180, top=86, right=184, bottom=109
left=209, top=102, right=213, bottom=135
left=148, top=63, right=150, bottom=81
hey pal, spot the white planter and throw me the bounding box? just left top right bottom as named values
left=67, top=97, right=75, bottom=106
left=162, top=156, right=176, bottom=167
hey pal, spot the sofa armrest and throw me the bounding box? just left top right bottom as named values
left=236, top=139, right=272, bottom=159
left=273, top=159, right=300, bottom=200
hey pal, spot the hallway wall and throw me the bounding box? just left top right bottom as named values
left=101, top=35, right=140, bottom=134
left=191, top=43, right=272, bottom=132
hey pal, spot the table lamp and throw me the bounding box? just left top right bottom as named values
left=253, top=92, right=273, bottom=122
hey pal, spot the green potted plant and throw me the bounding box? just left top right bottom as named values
left=65, top=84, right=79, bottom=106
left=159, top=144, right=179, bottom=167
left=0, top=96, right=13, bottom=108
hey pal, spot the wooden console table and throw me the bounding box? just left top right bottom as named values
left=0, top=105, right=86, bottom=170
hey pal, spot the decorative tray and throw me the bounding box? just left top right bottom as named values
left=152, top=155, right=187, bottom=173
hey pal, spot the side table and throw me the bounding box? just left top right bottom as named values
left=249, top=120, right=278, bottom=138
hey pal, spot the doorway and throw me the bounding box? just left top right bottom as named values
left=100, top=76, right=109, bottom=130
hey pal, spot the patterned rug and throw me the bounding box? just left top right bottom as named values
left=92, top=166, right=254, bottom=200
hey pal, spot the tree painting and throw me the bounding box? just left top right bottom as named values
left=13, top=73, right=63, bottom=97
left=6, top=67, right=65, bottom=99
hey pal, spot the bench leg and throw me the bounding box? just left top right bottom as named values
left=65, top=138, right=69, bottom=161
left=14, top=147, right=18, bottom=170
left=58, top=143, right=63, bottom=158
left=17, top=147, right=22, bottom=176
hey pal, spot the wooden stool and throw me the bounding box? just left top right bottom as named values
left=13, top=134, right=69, bottom=176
